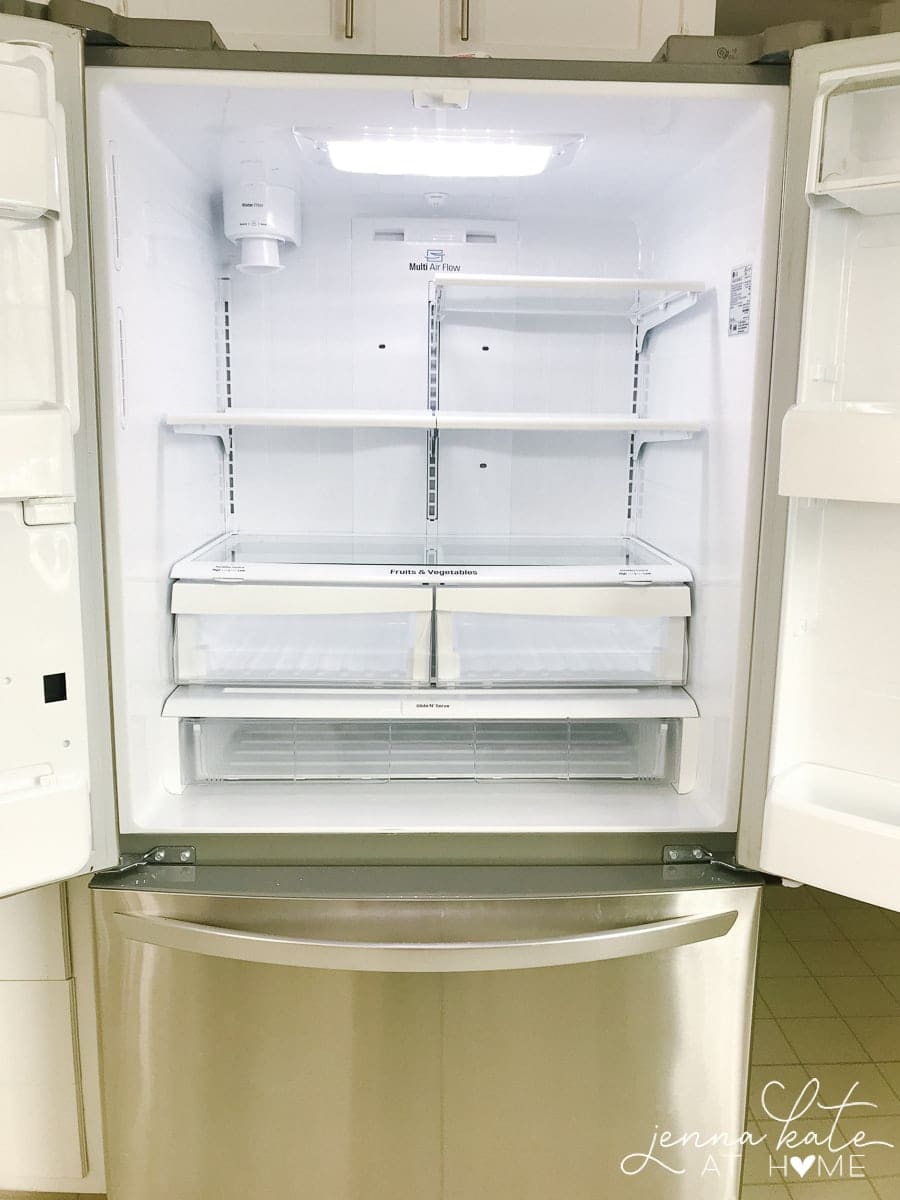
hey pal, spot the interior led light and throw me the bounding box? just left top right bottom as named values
left=324, top=136, right=557, bottom=178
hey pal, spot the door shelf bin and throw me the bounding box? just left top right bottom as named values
left=172, top=583, right=432, bottom=686
left=435, top=586, right=690, bottom=687
left=180, top=717, right=677, bottom=784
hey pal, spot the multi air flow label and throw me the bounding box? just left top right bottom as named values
left=408, top=246, right=463, bottom=273
left=728, top=264, right=753, bottom=336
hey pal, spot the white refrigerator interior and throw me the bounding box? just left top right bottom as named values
left=85, top=69, right=787, bottom=837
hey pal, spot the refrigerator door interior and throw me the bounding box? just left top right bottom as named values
left=739, top=33, right=900, bottom=910
left=91, top=865, right=761, bottom=1200
left=0, top=14, right=116, bottom=896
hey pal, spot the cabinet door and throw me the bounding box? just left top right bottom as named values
left=0, top=14, right=116, bottom=897
left=439, top=0, right=713, bottom=60
left=125, top=0, right=377, bottom=51
left=738, top=34, right=900, bottom=911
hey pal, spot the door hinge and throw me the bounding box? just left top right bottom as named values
left=19, top=0, right=228, bottom=49
left=97, top=844, right=196, bottom=876
left=653, top=21, right=825, bottom=65
left=662, top=844, right=770, bottom=878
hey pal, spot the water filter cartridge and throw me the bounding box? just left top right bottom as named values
left=224, top=179, right=298, bottom=274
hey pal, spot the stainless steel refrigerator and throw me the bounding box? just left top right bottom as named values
left=3, top=7, right=900, bottom=1197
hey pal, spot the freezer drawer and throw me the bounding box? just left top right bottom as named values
left=91, top=866, right=760, bottom=1200
left=172, top=583, right=432, bottom=686
left=435, top=585, right=689, bottom=686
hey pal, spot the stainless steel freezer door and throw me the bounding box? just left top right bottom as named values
left=91, top=869, right=761, bottom=1200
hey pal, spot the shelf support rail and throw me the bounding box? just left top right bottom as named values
left=636, top=289, right=700, bottom=351
left=426, top=289, right=441, bottom=523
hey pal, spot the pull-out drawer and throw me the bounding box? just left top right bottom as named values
left=173, top=583, right=433, bottom=687
left=435, top=586, right=689, bottom=687
left=180, top=717, right=678, bottom=784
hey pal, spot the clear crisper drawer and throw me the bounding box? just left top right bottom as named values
left=181, top=718, right=672, bottom=783
left=172, top=583, right=432, bottom=686
left=435, top=586, right=689, bottom=686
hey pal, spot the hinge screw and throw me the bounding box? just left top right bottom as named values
left=179, top=850, right=191, bottom=862
left=153, top=849, right=165, bottom=861
left=692, top=848, right=704, bottom=859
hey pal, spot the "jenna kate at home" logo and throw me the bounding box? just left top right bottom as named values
left=619, top=1079, right=894, bottom=1182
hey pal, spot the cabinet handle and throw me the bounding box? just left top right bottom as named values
left=460, top=0, right=470, bottom=40
left=344, top=0, right=354, bottom=39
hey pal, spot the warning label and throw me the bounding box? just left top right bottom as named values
left=728, top=264, right=752, bottom=336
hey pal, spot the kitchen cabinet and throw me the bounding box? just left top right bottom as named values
left=122, top=0, right=710, bottom=57
left=124, top=0, right=379, bottom=52
left=0, top=881, right=105, bottom=1195
left=438, top=0, right=716, bottom=59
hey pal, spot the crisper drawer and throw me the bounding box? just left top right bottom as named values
left=435, top=586, right=689, bottom=686
left=180, top=717, right=674, bottom=783
left=172, top=583, right=432, bottom=686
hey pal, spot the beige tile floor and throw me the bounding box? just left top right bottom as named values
left=743, top=884, right=900, bottom=1199
left=5, top=883, right=899, bottom=1200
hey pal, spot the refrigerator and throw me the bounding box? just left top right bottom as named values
left=1, top=8, right=900, bottom=1197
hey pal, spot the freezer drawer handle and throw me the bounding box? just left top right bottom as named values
left=112, top=909, right=737, bottom=973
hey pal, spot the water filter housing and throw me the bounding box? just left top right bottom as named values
left=224, top=180, right=298, bottom=273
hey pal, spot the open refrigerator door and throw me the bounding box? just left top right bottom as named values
left=0, top=13, right=117, bottom=897
left=739, top=32, right=900, bottom=911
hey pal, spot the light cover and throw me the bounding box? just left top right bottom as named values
left=322, top=133, right=562, bottom=178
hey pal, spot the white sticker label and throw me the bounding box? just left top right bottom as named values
left=729, top=264, right=752, bottom=336
left=211, top=563, right=246, bottom=580
left=401, top=700, right=456, bottom=716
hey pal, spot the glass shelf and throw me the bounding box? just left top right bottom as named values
left=430, top=273, right=706, bottom=343
left=165, top=410, right=703, bottom=440
left=171, top=533, right=692, bottom=585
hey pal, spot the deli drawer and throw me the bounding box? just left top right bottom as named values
left=173, top=583, right=433, bottom=686
left=435, top=586, right=689, bottom=687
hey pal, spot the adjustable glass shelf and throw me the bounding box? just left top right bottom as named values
left=171, top=533, right=692, bottom=585
left=166, top=410, right=703, bottom=440
left=430, top=273, right=706, bottom=345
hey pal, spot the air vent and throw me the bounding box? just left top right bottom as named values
left=373, top=230, right=405, bottom=242
left=466, top=232, right=497, bottom=244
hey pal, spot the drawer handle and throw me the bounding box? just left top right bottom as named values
left=114, top=908, right=737, bottom=973
left=344, top=0, right=354, bottom=38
